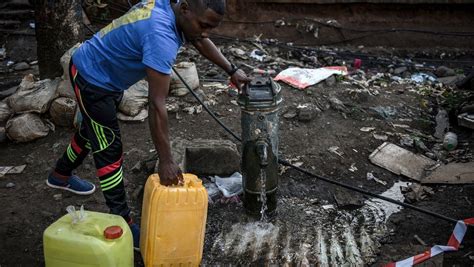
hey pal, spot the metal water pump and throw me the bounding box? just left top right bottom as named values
left=238, top=76, right=282, bottom=216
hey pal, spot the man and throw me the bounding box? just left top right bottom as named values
left=46, top=0, right=250, bottom=249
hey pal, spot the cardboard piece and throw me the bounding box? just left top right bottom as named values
left=369, top=142, right=436, bottom=181
left=422, top=162, right=474, bottom=184
left=0, top=165, right=26, bottom=177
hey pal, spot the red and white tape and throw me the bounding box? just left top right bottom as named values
left=386, top=218, right=474, bottom=267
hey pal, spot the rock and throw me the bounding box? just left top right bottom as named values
left=57, top=78, right=75, bottom=99
left=437, top=75, right=465, bottom=86
left=325, top=75, right=336, bottom=87
left=13, top=62, right=30, bottom=71
left=328, top=96, right=347, bottom=112
left=53, top=194, right=62, bottom=201
left=206, top=68, right=218, bottom=77
left=131, top=161, right=142, bottom=173
left=158, top=138, right=240, bottom=176
left=6, top=113, right=49, bottom=142
left=0, top=86, right=18, bottom=100
left=393, top=66, right=408, bottom=75
left=435, top=66, right=455, bottom=78
left=50, top=97, right=77, bottom=127
left=333, top=189, right=364, bottom=209
left=297, top=103, right=321, bottom=122
left=6, top=182, right=15, bottom=188
left=283, top=109, right=297, bottom=119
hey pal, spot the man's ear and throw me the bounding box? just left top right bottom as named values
left=178, top=0, right=190, bottom=15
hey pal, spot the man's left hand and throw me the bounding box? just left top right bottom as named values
left=230, top=69, right=252, bottom=93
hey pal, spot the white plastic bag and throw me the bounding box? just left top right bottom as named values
left=275, top=66, right=348, bottom=89
left=213, top=172, right=243, bottom=198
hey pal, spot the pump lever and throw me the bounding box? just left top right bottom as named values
left=256, top=140, right=268, bottom=167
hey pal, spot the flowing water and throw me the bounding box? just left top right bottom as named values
left=259, top=168, right=268, bottom=222
left=205, top=181, right=410, bottom=266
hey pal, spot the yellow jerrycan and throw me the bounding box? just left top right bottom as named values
left=140, top=173, right=208, bottom=266
left=43, top=206, right=134, bottom=267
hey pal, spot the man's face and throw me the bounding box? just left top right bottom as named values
left=178, top=5, right=223, bottom=42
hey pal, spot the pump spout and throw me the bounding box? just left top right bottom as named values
left=256, top=140, right=269, bottom=167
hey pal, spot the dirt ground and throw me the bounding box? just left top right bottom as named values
left=1, top=38, right=474, bottom=266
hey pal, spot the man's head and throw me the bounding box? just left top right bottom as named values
left=173, top=0, right=226, bottom=42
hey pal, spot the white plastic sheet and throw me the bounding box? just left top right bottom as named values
left=275, top=66, right=348, bottom=89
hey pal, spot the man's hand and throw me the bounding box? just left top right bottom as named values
left=158, top=161, right=184, bottom=186
left=230, top=69, right=252, bottom=93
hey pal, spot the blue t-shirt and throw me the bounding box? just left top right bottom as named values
left=73, top=0, right=183, bottom=92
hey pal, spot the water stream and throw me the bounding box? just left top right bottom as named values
left=259, top=168, right=268, bottom=222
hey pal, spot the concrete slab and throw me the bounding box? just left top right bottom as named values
left=155, top=138, right=240, bottom=176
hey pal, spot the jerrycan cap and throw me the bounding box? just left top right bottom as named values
left=104, top=225, right=123, bottom=239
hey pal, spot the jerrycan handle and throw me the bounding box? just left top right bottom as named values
left=66, top=205, right=87, bottom=224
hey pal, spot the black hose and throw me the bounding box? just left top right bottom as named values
left=172, top=66, right=464, bottom=225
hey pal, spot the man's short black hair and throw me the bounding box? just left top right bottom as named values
left=188, top=0, right=226, bottom=15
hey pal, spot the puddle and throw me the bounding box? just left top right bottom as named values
left=204, top=181, right=408, bottom=266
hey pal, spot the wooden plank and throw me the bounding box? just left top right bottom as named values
left=369, top=142, right=436, bottom=181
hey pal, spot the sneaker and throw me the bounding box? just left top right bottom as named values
left=129, top=223, right=140, bottom=251
left=46, top=173, right=96, bottom=195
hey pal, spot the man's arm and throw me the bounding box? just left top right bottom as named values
left=146, top=67, right=183, bottom=186
left=192, top=38, right=251, bottom=91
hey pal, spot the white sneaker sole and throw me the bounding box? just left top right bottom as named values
left=46, top=180, right=96, bottom=195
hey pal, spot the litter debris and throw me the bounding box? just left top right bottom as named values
left=367, top=172, right=387, bottom=186
left=360, top=127, right=375, bottom=132
left=422, top=162, right=474, bottom=184
left=401, top=183, right=434, bottom=203
left=457, top=113, right=474, bottom=130
left=250, top=49, right=266, bottom=62
left=411, top=73, right=437, bottom=84
left=370, top=106, right=397, bottom=120
left=5, top=182, right=15, bottom=188
left=413, top=235, right=427, bottom=246
left=434, top=109, right=449, bottom=139
left=442, top=132, right=458, bottom=151
left=373, top=133, right=388, bottom=141
left=297, top=103, right=321, bottom=122
left=399, top=135, right=414, bottom=147
left=349, top=163, right=358, bottom=172
left=328, top=96, right=347, bottom=112
left=333, top=189, right=364, bottom=210
left=0, top=165, right=26, bottom=177
left=328, top=146, right=344, bottom=157
left=274, top=66, right=348, bottom=90
left=204, top=182, right=221, bottom=203
left=369, top=142, right=436, bottom=181
left=212, top=172, right=243, bottom=198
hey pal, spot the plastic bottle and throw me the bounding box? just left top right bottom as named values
left=443, top=132, right=458, bottom=151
